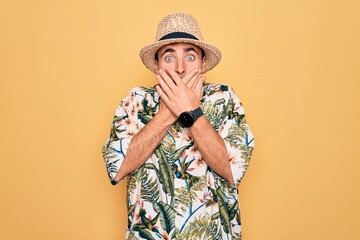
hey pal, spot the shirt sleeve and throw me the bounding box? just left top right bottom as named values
left=219, top=87, right=255, bottom=187
left=101, top=87, right=142, bottom=185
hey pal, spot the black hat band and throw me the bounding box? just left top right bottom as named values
left=159, top=32, right=199, bottom=41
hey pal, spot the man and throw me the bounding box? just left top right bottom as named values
left=102, top=13, right=254, bottom=239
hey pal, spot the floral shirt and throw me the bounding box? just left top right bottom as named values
left=102, top=83, right=254, bottom=240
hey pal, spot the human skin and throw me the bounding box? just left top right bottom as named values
left=114, top=43, right=234, bottom=185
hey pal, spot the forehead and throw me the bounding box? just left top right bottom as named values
left=157, top=42, right=203, bottom=55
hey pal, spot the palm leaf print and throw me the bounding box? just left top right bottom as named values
left=201, top=99, right=227, bottom=131
left=176, top=215, right=222, bottom=240
left=138, top=112, right=153, bottom=125
left=101, top=145, right=119, bottom=178
left=159, top=133, right=176, bottom=163
left=174, top=186, right=198, bottom=213
left=233, top=231, right=242, bottom=240
left=154, top=148, right=174, bottom=196
left=132, top=209, right=160, bottom=239
left=211, top=187, right=232, bottom=234
left=241, top=144, right=254, bottom=163
left=127, top=231, right=138, bottom=240
left=225, top=98, right=245, bottom=125
left=127, top=168, right=141, bottom=196
left=109, top=115, right=128, bottom=141
left=228, top=200, right=240, bottom=224
left=139, top=86, right=157, bottom=98
left=173, top=145, right=188, bottom=161
left=160, top=132, right=189, bottom=164
left=153, top=201, right=177, bottom=234
left=140, top=170, right=159, bottom=203
left=138, top=229, right=156, bottom=240
left=174, top=175, right=206, bottom=213
left=224, top=124, right=247, bottom=148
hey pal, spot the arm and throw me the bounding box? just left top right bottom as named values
left=112, top=102, right=176, bottom=182
left=189, top=116, right=234, bottom=184
left=156, top=69, right=254, bottom=186
left=156, top=68, right=235, bottom=184
left=103, top=70, right=203, bottom=184
left=102, top=87, right=176, bottom=185
left=115, top=70, right=204, bottom=182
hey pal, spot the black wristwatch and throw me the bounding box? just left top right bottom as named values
left=178, top=107, right=203, bottom=128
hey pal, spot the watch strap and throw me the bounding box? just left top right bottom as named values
left=192, top=107, right=203, bottom=120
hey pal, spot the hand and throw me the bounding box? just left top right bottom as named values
left=156, top=98, right=177, bottom=125
left=179, top=68, right=206, bottom=104
left=155, top=68, right=205, bottom=117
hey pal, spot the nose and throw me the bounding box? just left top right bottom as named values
left=176, top=59, right=185, bottom=75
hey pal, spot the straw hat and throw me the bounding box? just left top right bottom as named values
left=139, top=13, right=222, bottom=74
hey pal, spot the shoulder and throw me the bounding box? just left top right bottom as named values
left=120, top=86, right=158, bottom=102
left=127, top=86, right=156, bottom=96
left=202, top=83, right=238, bottom=100
left=203, top=82, right=237, bottom=93
left=116, top=86, right=157, bottom=113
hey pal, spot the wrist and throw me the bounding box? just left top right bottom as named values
left=178, top=107, right=203, bottom=128
left=154, top=109, right=177, bottom=127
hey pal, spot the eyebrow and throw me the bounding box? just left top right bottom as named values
left=185, top=47, right=199, bottom=55
left=159, top=48, right=175, bottom=58
left=159, top=47, right=200, bottom=58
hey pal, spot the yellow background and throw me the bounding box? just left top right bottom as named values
left=1, top=0, right=359, bottom=239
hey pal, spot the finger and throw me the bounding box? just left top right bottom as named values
left=187, top=70, right=201, bottom=88
left=155, top=84, right=170, bottom=103
left=194, top=75, right=205, bottom=93
left=186, top=74, right=200, bottom=91
left=198, top=74, right=206, bottom=84
left=156, top=74, right=173, bottom=97
left=182, top=68, right=199, bottom=85
left=159, top=69, right=177, bottom=89
left=165, top=67, right=182, bottom=85
left=159, top=69, right=176, bottom=90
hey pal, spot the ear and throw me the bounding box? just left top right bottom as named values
left=201, top=57, right=206, bottom=73
left=155, top=60, right=159, bottom=74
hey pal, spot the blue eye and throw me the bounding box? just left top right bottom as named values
left=165, top=56, right=174, bottom=62
left=186, top=55, right=195, bottom=61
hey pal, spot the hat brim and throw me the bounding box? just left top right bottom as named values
left=139, top=38, right=222, bottom=74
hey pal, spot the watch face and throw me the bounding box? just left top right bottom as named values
left=179, top=112, right=194, bottom=127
